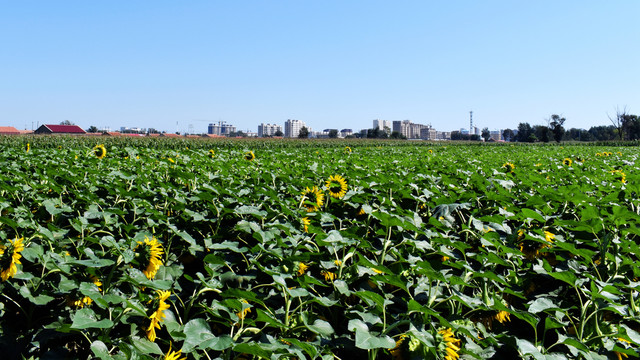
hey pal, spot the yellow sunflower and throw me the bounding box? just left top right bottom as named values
left=502, top=162, right=515, bottom=173
left=135, top=236, right=164, bottom=280
left=302, top=217, right=311, bottom=233
left=208, top=149, right=215, bottom=158
left=93, top=144, right=107, bottom=159
left=563, top=158, right=572, bottom=166
left=325, top=174, right=348, bottom=199
left=612, top=170, right=627, bottom=184
left=297, top=262, right=309, bottom=276
left=244, top=151, right=255, bottom=161
left=300, top=186, right=324, bottom=212
left=321, top=270, right=336, bottom=282
left=438, top=328, right=461, bottom=360
left=495, top=310, right=511, bottom=324
left=389, top=334, right=408, bottom=360
left=0, top=237, right=25, bottom=281
left=147, top=290, right=171, bottom=342
left=344, top=146, right=352, bottom=153
left=164, top=343, right=186, bottom=360
left=237, top=299, right=251, bottom=320
left=25, top=143, right=30, bottom=153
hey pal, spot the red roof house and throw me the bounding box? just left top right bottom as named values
left=0, top=126, right=20, bottom=135
left=34, top=124, right=86, bottom=135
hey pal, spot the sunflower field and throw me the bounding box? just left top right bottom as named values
left=0, top=136, right=639, bottom=360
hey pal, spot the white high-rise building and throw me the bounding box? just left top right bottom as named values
left=373, top=119, right=391, bottom=132
left=284, top=119, right=307, bottom=138
left=258, top=123, right=283, bottom=137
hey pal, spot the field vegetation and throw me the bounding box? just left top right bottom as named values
left=0, top=136, right=639, bottom=359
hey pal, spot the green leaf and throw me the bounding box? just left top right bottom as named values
left=70, top=308, right=114, bottom=329
left=305, top=319, right=335, bottom=337
left=348, top=319, right=396, bottom=349
left=90, top=340, right=112, bottom=360
left=183, top=318, right=233, bottom=352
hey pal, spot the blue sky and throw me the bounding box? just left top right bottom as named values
left=1, top=1, right=638, bottom=133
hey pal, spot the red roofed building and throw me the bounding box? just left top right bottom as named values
left=0, top=126, right=20, bottom=135
left=34, top=124, right=86, bottom=135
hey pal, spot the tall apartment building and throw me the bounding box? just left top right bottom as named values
left=258, top=123, right=283, bottom=137
left=392, top=120, right=411, bottom=138
left=208, top=121, right=236, bottom=136
left=372, top=119, right=391, bottom=132
left=284, top=119, right=307, bottom=138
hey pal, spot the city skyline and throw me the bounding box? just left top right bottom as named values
left=1, top=2, right=638, bottom=133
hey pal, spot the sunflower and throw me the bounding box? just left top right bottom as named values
left=93, top=144, right=107, bottom=159
left=237, top=299, right=251, bottom=320
left=244, top=151, right=255, bottom=161
left=438, top=328, right=461, bottom=360
left=25, top=143, right=30, bottom=153
left=69, top=275, right=103, bottom=308
left=544, top=230, right=555, bottom=244
left=321, top=270, right=336, bottom=282
left=147, top=290, right=171, bottom=342
left=297, top=262, right=309, bottom=276
left=135, top=236, right=164, bottom=280
left=495, top=310, right=511, bottom=324
left=325, top=174, right=348, bottom=199
left=612, top=170, right=627, bottom=184
left=562, top=158, right=572, bottom=166
left=300, top=186, right=324, bottom=212
left=164, top=343, right=186, bottom=360
left=389, top=334, right=408, bottom=360
left=344, top=146, right=352, bottom=153
left=302, top=217, right=311, bottom=233
left=208, top=149, right=215, bottom=158
left=0, top=237, right=25, bottom=281
left=502, top=162, right=515, bottom=173
left=614, top=337, right=632, bottom=360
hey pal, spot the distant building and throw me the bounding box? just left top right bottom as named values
left=258, top=123, right=282, bottom=137
left=373, top=119, right=391, bottom=132
left=120, top=126, right=146, bottom=134
left=340, top=129, right=353, bottom=137
left=284, top=119, right=307, bottom=138
left=0, top=126, right=20, bottom=135
left=34, top=124, right=86, bottom=135
left=490, top=130, right=502, bottom=142
left=208, top=121, right=236, bottom=136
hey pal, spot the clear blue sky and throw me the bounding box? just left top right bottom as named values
left=1, top=1, right=638, bottom=133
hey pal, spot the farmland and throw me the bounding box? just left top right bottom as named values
left=0, top=137, right=639, bottom=359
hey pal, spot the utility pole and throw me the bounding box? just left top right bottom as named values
left=469, top=111, right=473, bottom=136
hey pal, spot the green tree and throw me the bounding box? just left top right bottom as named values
left=298, top=126, right=309, bottom=138
left=548, top=114, right=566, bottom=143
left=328, top=129, right=338, bottom=138
left=481, top=127, right=491, bottom=141
left=60, top=120, right=74, bottom=125
left=274, top=129, right=283, bottom=137
left=86, top=126, right=99, bottom=133
left=502, top=128, right=514, bottom=141
left=516, top=123, right=533, bottom=142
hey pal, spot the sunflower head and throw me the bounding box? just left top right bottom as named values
left=135, top=236, right=164, bottom=280
left=93, top=144, right=107, bottom=159
left=325, top=174, right=348, bottom=199
left=25, top=143, right=30, bottom=153
left=612, top=170, right=627, bottom=184
left=437, top=328, right=461, bottom=360
left=562, top=158, right=572, bottom=166
left=300, top=186, right=324, bottom=212
left=147, top=290, right=171, bottom=342
left=208, top=149, right=215, bottom=158
left=0, top=237, right=25, bottom=282
left=244, top=151, right=255, bottom=161
left=302, top=217, right=311, bottom=233
left=344, top=146, right=352, bottom=153
left=502, top=162, right=515, bottom=173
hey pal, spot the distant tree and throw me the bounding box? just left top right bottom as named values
left=548, top=114, right=566, bottom=143
left=229, top=131, right=247, bottom=137
left=60, top=120, right=74, bottom=125
left=274, top=129, right=283, bottom=137
left=481, top=127, right=491, bottom=141
left=516, top=123, right=533, bottom=142
left=86, top=126, right=98, bottom=133
left=328, top=129, right=338, bottom=138
left=588, top=125, right=617, bottom=141
left=564, top=128, right=592, bottom=141
left=470, top=134, right=481, bottom=141
left=389, top=131, right=406, bottom=140
left=298, top=126, right=309, bottom=138
left=609, top=107, right=637, bottom=140
left=502, top=128, right=514, bottom=141
left=533, top=125, right=550, bottom=143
